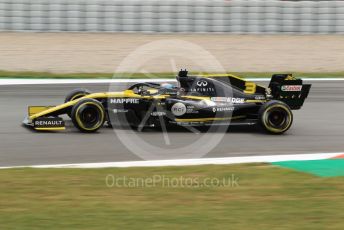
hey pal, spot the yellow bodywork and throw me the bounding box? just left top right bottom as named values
left=28, top=90, right=213, bottom=121
left=28, top=106, right=55, bottom=116
left=35, top=127, right=66, bottom=131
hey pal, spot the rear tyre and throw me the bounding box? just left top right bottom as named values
left=71, top=98, right=105, bottom=133
left=258, top=100, right=293, bottom=134
left=65, top=88, right=91, bottom=103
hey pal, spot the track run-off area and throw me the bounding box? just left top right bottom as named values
left=0, top=79, right=343, bottom=167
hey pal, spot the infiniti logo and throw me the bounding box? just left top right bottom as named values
left=196, top=80, right=208, bottom=87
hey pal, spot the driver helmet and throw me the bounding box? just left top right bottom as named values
left=160, top=83, right=174, bottom=89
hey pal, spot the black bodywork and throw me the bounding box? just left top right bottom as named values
left=108, top=70, right=311, bottom=129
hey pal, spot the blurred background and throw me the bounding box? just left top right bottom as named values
left=0, top=0, right=343, bottom=33
left=1, top=0, right=344, bottom=74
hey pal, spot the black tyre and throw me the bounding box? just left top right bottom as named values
left=65, top=88, right=91, bottom=117
left=71, top=98, right=105, bottom=133
left=65, top=88, right=91, bottom=103
left=258, top=100, right=293, bottom=134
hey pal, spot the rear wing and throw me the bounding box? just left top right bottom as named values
left=269, top=74, right=311, bottom=110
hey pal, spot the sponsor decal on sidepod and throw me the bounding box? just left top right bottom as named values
left=210, top=97, right=244, bottom=104
left=171, top=102, right=187, bottom=116
left=113, top=109, right=129, bottom=113
left=213, top=107, right=234, bottom=112
left=110, top=98, right=140, bottom=104
left=151, top=111, right=166, bottom=116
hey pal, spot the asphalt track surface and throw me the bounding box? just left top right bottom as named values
left=0, top=80, right=343, bottom=167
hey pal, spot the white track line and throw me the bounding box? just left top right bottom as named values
left=0, top=78, right=344, bottom=85
left=0, top=152, right=341, bottom=169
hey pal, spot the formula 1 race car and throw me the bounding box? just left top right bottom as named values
left=23, top=70, right=311, bottom=134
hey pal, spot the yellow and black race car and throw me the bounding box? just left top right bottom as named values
left=23, top=70, right=311, bottom=134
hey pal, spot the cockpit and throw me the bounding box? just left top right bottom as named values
left=128, top=82, right=178, bottom=96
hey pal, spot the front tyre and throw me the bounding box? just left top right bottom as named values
left=71, top=98, right=105, bottom=133
left=258, top=100, right=293, bottom=134
left=65, top=88, right=91, bottom=103
left=65, top=88, right=91, bottom=118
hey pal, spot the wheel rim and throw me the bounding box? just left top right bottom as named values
left=81, top=107, right=99, bottom=126
left=263, top=106, right=291, bottom=132
left=77, top=104, right=103, bottom=130
left=268, top=110, right=287, bottom=127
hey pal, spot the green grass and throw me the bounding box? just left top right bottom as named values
left=0, top=164, right=343, bottom=229
left=0, top=70, right=344, bottom=79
